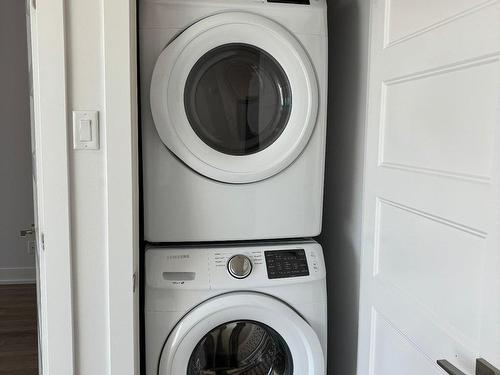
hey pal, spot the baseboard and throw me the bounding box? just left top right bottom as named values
left=0, top=267, right=36, bottom=284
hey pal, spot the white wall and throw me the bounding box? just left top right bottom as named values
left=0, top=0, right=36, bottom=284
left=64, top=0, right=139, bottom=372
left=319, top=0, right=370, bottom=374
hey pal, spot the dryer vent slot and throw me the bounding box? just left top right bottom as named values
left=267, top=0, right=310, bottom=4
left=162, top=272, right=196, bottom=281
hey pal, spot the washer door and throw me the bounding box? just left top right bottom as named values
left=150, top=12, right=319, bottom=183
left=158, top=293, right=324, bottom=374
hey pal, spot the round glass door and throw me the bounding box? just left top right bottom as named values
left=158, top=293, right=324, bottom=375
left=150, top=12, right=319, bottom=183
left=187, top=320, right=293, bottom=374
left=184, top=44, right=292, bottom=156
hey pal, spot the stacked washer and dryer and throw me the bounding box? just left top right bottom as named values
left=139, top=0, right=328, bottom=374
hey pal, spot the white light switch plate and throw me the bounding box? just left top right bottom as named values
left=73, top=110, right=99, bottom=150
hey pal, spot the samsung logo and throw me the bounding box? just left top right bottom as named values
left=165, top=254, right=190, bottom=260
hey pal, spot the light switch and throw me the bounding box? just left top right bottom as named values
left=79, top=119, right=92, bottom=142
left=73, top=111, right=99, bottom=150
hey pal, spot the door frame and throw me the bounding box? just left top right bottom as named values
left=28, top=0, right=75, bottom=373
left=103, top=0, right=140, bottom=374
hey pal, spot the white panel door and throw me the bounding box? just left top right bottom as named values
left=358, top=1, right=500, bottom=374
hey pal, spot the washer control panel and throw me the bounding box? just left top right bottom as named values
left=146, top=241, right=325, bottom=290
left=265, top=249, right=309, bottom=279
left=211, top=243, right=323, bottom=285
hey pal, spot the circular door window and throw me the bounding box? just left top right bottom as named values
left=158, top=293, right=324, bottom=375
left=184, top=44, right=292, bottom=156
left=187, top=320, right=293, bottom=374
left=151, top=12, right=319, bottom=183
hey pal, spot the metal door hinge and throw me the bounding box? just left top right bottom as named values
left=20, top=225, right=37, bottom=255
left=20, top=224, right=35, bottom=238
left=132, top=272, right=137, bottom=293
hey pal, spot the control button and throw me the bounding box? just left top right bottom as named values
left=227, top=255, right=252, bottom=279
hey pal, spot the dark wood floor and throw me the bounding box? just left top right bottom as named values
left=0, top=284, right=38, bottom=375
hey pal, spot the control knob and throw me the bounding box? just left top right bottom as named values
left=227, top=254, right=252, bottom=279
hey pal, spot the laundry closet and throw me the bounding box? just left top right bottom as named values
left=139, top=0, right=328, bottom=374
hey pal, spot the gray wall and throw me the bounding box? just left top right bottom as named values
left=0, top=0, right=35, bottom=283
left=319, top=0, right=370, bottom=374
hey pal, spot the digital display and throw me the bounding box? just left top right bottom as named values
left=265, top=249, right=309, bottom=279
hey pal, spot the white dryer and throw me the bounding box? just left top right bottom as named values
left=145, top=241, right=327, bottom=374
left=140, top=0, right=328, bottom=242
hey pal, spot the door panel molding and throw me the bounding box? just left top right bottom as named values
left=383, top=0, right=498, bottom=48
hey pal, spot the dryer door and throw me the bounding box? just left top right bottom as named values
left=150, top=12, right=319, bottom=184
left=157, top=293, right=324, bottom=374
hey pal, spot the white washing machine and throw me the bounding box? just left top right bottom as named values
left=145, top=240, right=327, bottom=374
left=139, top=0, right=328, bottom=242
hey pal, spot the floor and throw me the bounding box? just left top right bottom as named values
left=0, top=284, right=38, bottom=375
